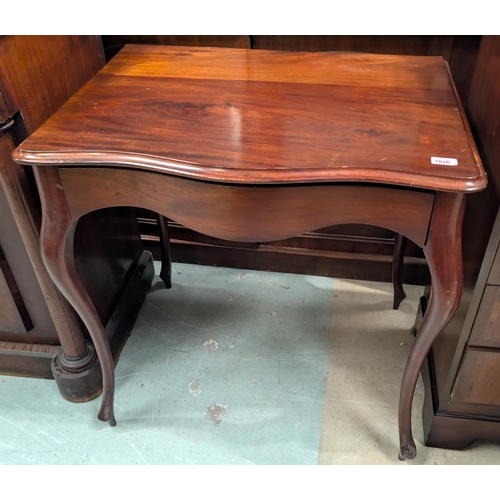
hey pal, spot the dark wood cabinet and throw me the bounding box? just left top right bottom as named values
left=0, top=36, right=153, bottom=401
left=421, top=36, right=500, bottom=449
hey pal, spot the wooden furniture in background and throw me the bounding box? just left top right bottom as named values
left=0, top=36, right=153, bottom=401
left=101, top=35, right=249, bottom=60
left=419, top=35, right=500, bottom=449
left=13, top=45, right=486, bottom=459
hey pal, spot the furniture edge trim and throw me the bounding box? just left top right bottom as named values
left=12, top=151, right=487, bottom=194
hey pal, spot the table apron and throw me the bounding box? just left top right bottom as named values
left=59, top=167, right=435, bottom=247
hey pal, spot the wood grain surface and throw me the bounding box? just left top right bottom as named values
left=59, top=167, right=434, bottom=247
left=13, top=45, right=486, bottom=192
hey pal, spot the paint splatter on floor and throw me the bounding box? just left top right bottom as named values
left=203, top=339, right=218, bottom=354
left=188, top=380, right=201, bottom=396
left=205, top=404, right=228, bottom=425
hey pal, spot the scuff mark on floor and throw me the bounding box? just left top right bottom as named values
left=205, top=404, right=228, bottom=425
left=174, top=347, right=195, bottom=353
left=188, top=379, right=201, bottom=396
left=203, top=339, right=218, bottom=354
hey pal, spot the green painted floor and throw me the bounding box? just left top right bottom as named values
left=1, top=262, right=500, bottom=465
left=0, top=263, right=331, bottom=465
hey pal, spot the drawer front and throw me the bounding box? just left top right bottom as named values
left=450, top=348, right=500, bottom=417
left=469, top=286, right=500, bottom=349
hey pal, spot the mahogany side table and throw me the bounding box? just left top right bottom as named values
left=12, top=45, right=487, bottom=460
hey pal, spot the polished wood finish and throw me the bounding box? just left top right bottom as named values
left=0, top=36, right=152, bottom=400
left=422, top=358, right=500, bottom=450
left=124, top=36, right=481, bottom=286
left=102, top=31, right=248, bottom=274
left=420, top=36, right=500, bottom=450
left=15, top=45, right=486, bottom=193
left=253, top=36, right=482, bottom=104
left=13, top=46, right=485, bottom=459
left=451, top=349, right=500, bottom=410
left=102, top=37, right=474, bottom=103
left=0, top=36, right=105, bottom=136
left=467, top=36, right=500, bottom=196
left=59, top=168, right=434, bottom=247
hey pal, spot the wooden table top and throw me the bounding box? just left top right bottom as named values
left=13, top=45, right=486, bottom=192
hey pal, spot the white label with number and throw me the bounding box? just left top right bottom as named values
left=431, top=156, right=458, bottom=166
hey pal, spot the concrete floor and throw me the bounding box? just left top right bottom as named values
left=1, top=262, right=500, bottom=465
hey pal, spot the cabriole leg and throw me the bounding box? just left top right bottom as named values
left=34, top=166, right=116, bottom=426
left=398, top=192, right=465, bottom=460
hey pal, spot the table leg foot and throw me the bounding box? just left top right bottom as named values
left=98, top=390, right=117, bottom=426
left=398, top=439, right=417, bottom=461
